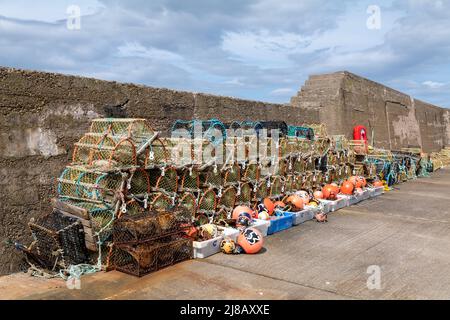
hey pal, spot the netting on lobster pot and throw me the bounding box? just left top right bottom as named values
left=223, top=163, right=241, bottom=186
left=120, top=199, right=146, bottom=218
left=293, top=157, right=306, bottom=175
left=242, top=163, right=260, bottom=183
left=108, top=236, right=192, bottom=277
left=164, top=138, right=194, bottom=168
left=126, top=168, right=151, bottom=198
left=90, top=119, right=155, bottom=138
left=312, top=170, right=323, bottom=188
left=176, top=193, right=197, bottom=218
left=150, top=193, right=175, bottom=212
left=235, top=182, right=252, bottom=206
left=270, top=176, right=284, bottom=199
left=197, top=188, right=217, bottom=216
left=144, top=137, right=170, bottom=168
left=57, top=167, right=121, bottom=205
left=254, top=180, right=270, bottom=202
left=89, top=136, right=137, bottom=170
left=72, top=134, right=99, bottom=165
left=292, top=176, right=303, bottom=193
left=201, top=166, right=223, bottom=189
left=152, top=167, right=179, bottom=195
left=301, top=173, right=313, bottom=192
left=284, top=175, right=295, bottom=195
left=28, top=210, right=89, bottom=270
left=179, top=167, right=200, bottom=192
left=217, top=186, right=237, bottom=210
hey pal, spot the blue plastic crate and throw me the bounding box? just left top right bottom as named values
left=267, top=212, right=294, bottom=235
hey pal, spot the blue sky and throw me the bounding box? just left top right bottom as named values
left=0, top=0, right=449, bottom=107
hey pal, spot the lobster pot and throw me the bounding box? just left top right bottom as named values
left=235, top=183, right=252, bottom=206
left=152, top=167, right=179, bottom=195
left=172, top=119, right=226, bottom=144
left=201, top=166, right=223, bottom=189
left=144, top=138, right=170, bottom=168
left=89, top=119, right=155, bottom=139
left=304, top=155, right=316, bottom=171
left=259, top=138, right=281, bottom=165
left=71, top=134, right=100, bottom=165
left=217, top=186, right=237, bottom=211
left=93, top=136, right=137, bottom=170
left=179, top=167, right=200, bottom=193
left=284, top=176, right=295, bottom=195
left=29, top=210, right=88, bottom=270
left=215, top=208, right=232, bottom=223
left=127, top=168, right=151, bottom=198
left=349, top=140, right=368, bottom=155
left=234, top=135, right=259, bottom=163
left=279, top=138, right=294, bottom=159
left=113, top=210, right=190, bottom=245
left=301, top=173, right=313, bottom=192
left=57, top=167, right=120, bottom=205
left=327, top=151, right=337, bottom=167
left=150, top=193, right=175, bottom=212
left=121, top=199, right=146, bottom=217
left=312, top=171, right=324, bottom=188
left=177, top=193, right=197, bottom=217
left=242, top=163, right=260, bottom=183
left=270, top=176, right=284, bottom=199
left=197, top=188, right=217, bottom=216
left=260, top=158, right=286, bottom=177
left=254, top=180, right=270, bottom=202
left=73, top=134, right=137, bottom=170
left=324, top=168, right=335, bottom=185
left=223, top=163, right=241, bottom=186
left=108, top=236, right=192, bottom=277
left=315, top=138, right=331, bottom=157
left=297, top=138, right=312, bottom=154
left=292, top=176, right=303, bottom=193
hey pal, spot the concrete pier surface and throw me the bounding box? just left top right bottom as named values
left=1, top=168, right=450, bottom=300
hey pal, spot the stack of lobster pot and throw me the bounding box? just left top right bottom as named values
left=27, top=119, right=193, bottom=275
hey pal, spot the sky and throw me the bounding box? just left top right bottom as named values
left=0, top=0, right=449, bottom=107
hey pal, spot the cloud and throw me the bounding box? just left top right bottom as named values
left=0, top=0, right=448, bottom=106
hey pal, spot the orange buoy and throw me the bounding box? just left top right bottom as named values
left=373, top=180, right=383, bottom=187
left=322, top=184, right=338, bottom=200
left=341, top=181, right=354, bottom=195
left=237, top=228, right=264, bottom=254
left=232, top=205, right=253, bottom=220
left=286, top=195, right=304, bottom=212
left=263, top=198, right=275, bottom=215
left=313, top=190, right=324, bottom=200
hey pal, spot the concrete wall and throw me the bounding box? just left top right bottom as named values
left=0, top=67, right=448, bottom=275
left=291, top=71, right=450, bottom=152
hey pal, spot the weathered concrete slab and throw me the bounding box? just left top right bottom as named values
left=1, top=168, right=450, bottom=300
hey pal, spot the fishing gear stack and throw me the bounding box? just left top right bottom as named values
left=17, top=117, right=443, bottom=278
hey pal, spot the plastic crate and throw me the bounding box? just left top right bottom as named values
left=319, top=198, right=346, bottom=213
left=193, top=235, right=223, bottom=259
left=251, top=219, right=270, bottom=237
left=267, top=212, right=294, bottom=235
left=217, top=227, right=241, bottom=242
left=291, top=208, right=315, bottom=226
left=338, top=194, right=360, bottom=207
left=358, top=189, right=371, bottom=201
left=370, top=186, right=384, bottom=198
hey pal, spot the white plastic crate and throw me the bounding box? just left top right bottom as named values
left=252, top=219, right=270, bottom=237
left=218, top=227, right=241, bottom=242
left=318, top=200, right=331, bottom=214
left=319, top=198, right=347, bottom=213
left=371, top=186, right=384, bottom=198
left=338, top=194, right=360, bottom=206
left=193, top=235, right=223, bottom=259
left=359, top=189, right=371, bottom=201
left=291, top=208, right=315, bottom=225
